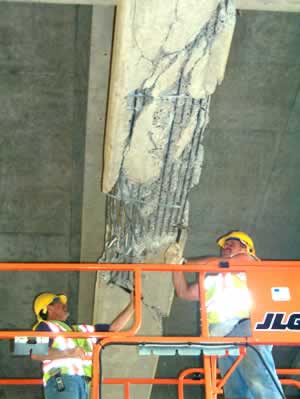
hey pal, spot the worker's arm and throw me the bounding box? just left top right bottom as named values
left=189, top=256, right=220, bottom=264
left=166, top=243, right=217, bottom=301
left=31, top=346, right=86, bottom=361
left=172, top=272, right=199, bottom=301
left=175, top=254, right=257, bottom=301
left=109, top=296, right=135, bottom=332
left=173, top=256, right=221, bottom=300
left=31, top=322, right=88, bottom=361
left=165, top=242, right=200, bottom=301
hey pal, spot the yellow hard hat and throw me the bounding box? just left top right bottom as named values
left=33, top=292, right=67, bottom=321
left=217, top=231, right=256, bottom=255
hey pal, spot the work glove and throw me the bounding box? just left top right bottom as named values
left=164, top=243, right=185, bottom=264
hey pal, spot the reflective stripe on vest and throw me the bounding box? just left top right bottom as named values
left=39, top=321, right=95, bottom=385
left=205, top=272, right=252, bottom=324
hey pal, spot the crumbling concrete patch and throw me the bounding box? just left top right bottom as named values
left=100, top=0, right=236, bottom=301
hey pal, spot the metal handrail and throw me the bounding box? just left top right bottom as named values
left=0, top=261, right=299, bottom=399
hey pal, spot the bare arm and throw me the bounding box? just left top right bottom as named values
left=165, top=243, right=202, bottom=301
left=109, top=297, right=135, bottom=331
left=174, top=255, right=238, bottom=300
left=174, top=254, right=256, bottom=301
left=31, top=347, right=86, bottom=362
left=172, top=271, right=199, bottom=301
left=190, top=256, right=220, bottom=264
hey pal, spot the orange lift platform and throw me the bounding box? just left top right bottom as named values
left=0, top=260, right=299, bottom=399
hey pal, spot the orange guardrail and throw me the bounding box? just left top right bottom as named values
left=0, top=370, right=299, bottom=399
left=0, top=260, right=299, bottom=399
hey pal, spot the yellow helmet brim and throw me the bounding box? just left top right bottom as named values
left=217, top=231, right=256, bottom=255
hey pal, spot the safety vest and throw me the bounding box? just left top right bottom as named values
left=205, top=272, right=252, bottom=325
left=35, top=321, right=96, bottom=385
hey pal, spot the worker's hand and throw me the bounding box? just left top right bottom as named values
left=165, top=243, right=185, bottom=264
left=66, top=347, right=87, bottom=360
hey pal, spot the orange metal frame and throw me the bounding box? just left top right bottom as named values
left=0, top=261, right=299, bottom=399
left=102, top=368, right=300, bottom=399
left=2, top=369, right=299, bottom=398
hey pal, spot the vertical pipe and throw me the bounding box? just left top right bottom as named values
left=92, top=343, right=102, bottom=399
left=132, top=270, right=142, bottom=333
left=199, top=271, right=209, bottom=337
left=124, top=382, right=130, bottom=399
left=210, top=356, right=218, bottom=399
left=178, top=376, right=184, bottom=399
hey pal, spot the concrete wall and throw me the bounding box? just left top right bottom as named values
left=0, top=3, right=91, bottom=397
left=187, top=10, right=300, bottom=260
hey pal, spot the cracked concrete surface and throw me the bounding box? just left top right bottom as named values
left=95, top=1, right=236, bottom=399
left=100, top=0, right=235, bottom=276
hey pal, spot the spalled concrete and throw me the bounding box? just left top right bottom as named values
left=95, top=2, right=236, bottom=399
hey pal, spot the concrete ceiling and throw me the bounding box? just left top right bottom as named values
left=2, top=0, right=300, bottom=12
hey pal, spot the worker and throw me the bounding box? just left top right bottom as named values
left=167, top=230, right=284, bottom=399
left=31, top=292, right=134, bottom=399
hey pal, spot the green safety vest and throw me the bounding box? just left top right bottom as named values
left=34, top=320, right=96, bottom=385
left=205, top=272, right=251, bottom=324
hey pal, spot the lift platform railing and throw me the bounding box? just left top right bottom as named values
left=102, top=368, right=300, bottom=399
left=0, top=260, right=299, bottom=399
left=1, top=369, right=299, bottom=398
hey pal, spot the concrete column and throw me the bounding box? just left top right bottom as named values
left=94, top=1, right=236, bottom=398
left=78, top=4, right=115, bottom=322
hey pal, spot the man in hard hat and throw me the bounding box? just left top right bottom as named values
left=167, top=230, right=284, bottom=399
left=31, top=292, right=134, bottom=399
